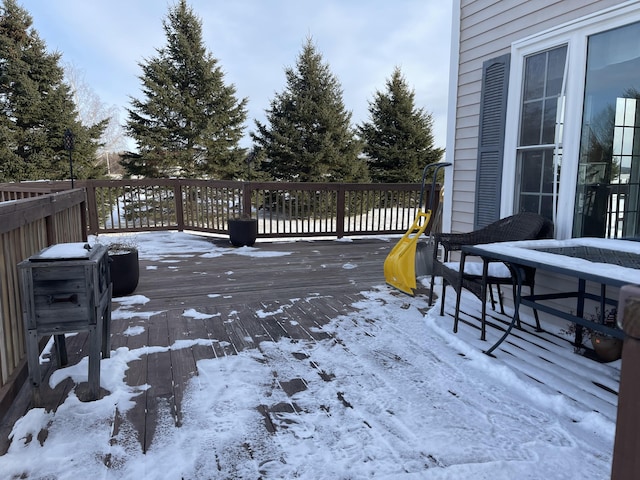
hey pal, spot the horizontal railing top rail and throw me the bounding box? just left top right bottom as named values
left=77, top=178, right=422, bottom=189
left=0, top=188, right=87, bottom=235
left=0, top=182, right=70, bottom=202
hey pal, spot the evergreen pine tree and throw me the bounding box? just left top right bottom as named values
left=124, top=0, right=247, bottom=179
left=0, top=0, right=106, bottom=182
left=359, top=67, right=443, bottom=183
left=252, top=37, right=367, bottom=183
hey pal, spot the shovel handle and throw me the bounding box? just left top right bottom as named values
left=419, top=162, right=452, bottom=212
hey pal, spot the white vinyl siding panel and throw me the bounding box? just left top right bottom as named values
left=450, top=0, right=625, bottom=233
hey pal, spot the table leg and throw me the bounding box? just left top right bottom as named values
left=485, top=264, right=523, bottom=356
left=88, top=321, right=101, bottom=400
left=480, top=259, right=489, bottom=341
left=101, top=284, right=112, bottom=358
left=26, top=329, right=42, bottom=405
left=453, top=252, right=467, bottom=333
left=574, top=279, right=586, bottom=349
left=599, top=284, right=606, bottom=324
left=54, top=334, right=68, bottom=366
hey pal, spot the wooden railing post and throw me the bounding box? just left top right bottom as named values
left=84, top=181, right=100, bottom=236
left=174, top=180, right=185, bottom=231
left=44, top=193, right=67, bottom=246
left=611, top=285, right=640, bottom=480
left=242, top=182, right=252, bottom=218
left=80, top=197, right=88, bottom=242
left=336, top=184, right=346, bottom=239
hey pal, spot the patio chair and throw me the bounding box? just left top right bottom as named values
left=427, top=212, right=554, bottom=340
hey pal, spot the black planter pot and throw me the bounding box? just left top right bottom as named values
left=109, top=248, right=139, bottom=297
left=591, top=334, right=623, bottom=363
left=228, top=218, right=258, bottom=247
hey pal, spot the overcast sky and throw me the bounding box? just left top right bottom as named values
left=23, top=0, right=453, bottom=151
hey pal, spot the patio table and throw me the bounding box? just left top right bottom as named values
left=460, top=238, right=640, bottom=355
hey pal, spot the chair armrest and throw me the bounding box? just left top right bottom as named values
left=434, top=231, right=489, bottom=252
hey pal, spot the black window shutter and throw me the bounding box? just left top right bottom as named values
left=474, top=53, right=511, bottom=229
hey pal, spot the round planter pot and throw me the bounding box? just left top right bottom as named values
left=228, top=218, right=258, bottom=247
left=109, top=248, right=139, bottom=297
left=591, top=334, right=623, bottom=363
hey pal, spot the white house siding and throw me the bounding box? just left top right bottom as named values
left=446, top=0, right=630, bottom=325
left=447, top=0, right=623, bottom=234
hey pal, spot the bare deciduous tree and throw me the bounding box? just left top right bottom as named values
left=64, top=62, right=128, bottom=174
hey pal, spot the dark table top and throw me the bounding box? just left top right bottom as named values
left=463, top=238, right=640, bottom=288
left=531, top=245, right=640, bottom=268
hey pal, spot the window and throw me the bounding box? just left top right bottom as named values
left=515, top=46, right=567, bottom=221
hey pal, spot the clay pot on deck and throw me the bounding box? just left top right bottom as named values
left=109, top=246, right=139, bottom=297
left=591, top=334, right=623, bottom=363
left=228, top=218, right=258, bottom=247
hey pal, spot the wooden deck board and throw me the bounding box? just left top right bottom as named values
left=183, top=314, right=218, bottom=363
left=167, top=312, right=198, bottom=429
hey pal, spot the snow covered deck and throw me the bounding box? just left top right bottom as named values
left=0, top=233, right=620, bottom=478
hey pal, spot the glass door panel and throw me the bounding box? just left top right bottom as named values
left=574, top=21, right=640, bottom=238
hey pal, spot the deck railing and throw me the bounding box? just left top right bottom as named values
left=79, top=178, right=436, bottom=238
left=0, top=189, right=87, bottom=415
left=1, top=179, right=439, bottom=239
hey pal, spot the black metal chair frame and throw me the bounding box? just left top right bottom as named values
left=428, top=212, right=554, bottom=340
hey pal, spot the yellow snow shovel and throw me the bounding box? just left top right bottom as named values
left=384, top=162, right=451, bottom=295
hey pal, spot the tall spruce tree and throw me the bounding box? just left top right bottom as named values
left=124, top=0, right=247, bottom=179
left=0, top=0, right=106, bottom=182
left=359, top=67, right=443, bottom=183
left=252, top=37, right=367, bottom=182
